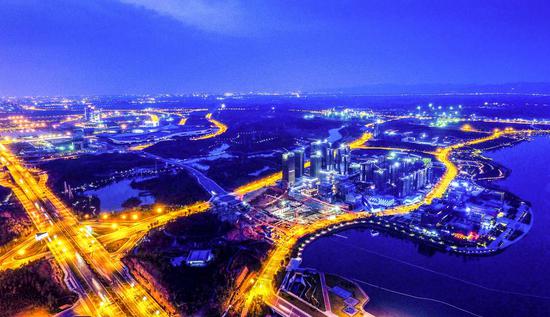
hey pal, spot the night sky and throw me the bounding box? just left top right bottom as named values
left=1, top=0, right=549, bottom=95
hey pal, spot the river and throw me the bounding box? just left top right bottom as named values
left=301, top=136, right=550, bottom=317
left=327, top=126, right=344, bottom=143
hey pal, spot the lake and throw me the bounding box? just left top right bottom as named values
left=84, top=177, right=155, bottom=212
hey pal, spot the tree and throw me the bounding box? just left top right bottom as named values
left=122, top=196, right=142, bottom=209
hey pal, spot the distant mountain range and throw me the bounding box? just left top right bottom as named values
left=315, top=83, right=550, bottom=95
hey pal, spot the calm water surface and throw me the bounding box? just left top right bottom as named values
left=84, top=177, right=155, bottom=212
left=301, top=136, right=550, bottom=317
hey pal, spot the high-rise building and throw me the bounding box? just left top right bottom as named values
left=84, top=105, right=94, bottom=122
left=373, top=123, right=381, bottom=138
left=424, top=160, right=434, bottom=184
left=415, top=168, right=428, bottom=189
left=321, top=140, right=331, bottom=170
left=341, top=153, right=351, bottom=175
left=401, top=157, right=414, bottom=171
left=335, top=144, right=351, bottom=175
left=93, top=108, right=101, bottom=123
left=310, top=152, right=322, bottom=178
left=329, top=148, right=338, bottom=171
left=311, top=140, right=332, bottom=171
left=398, top=174, right=414, bottom=197
left=334, top=148, right=341, bottom=172
left=72, top=129, right=85, bottom=150
left=293, top=148, right=305, bottom=179
left=342, top=144, right=351, bottom=154
left=311, top=140, right=322, bottom=155
left=84, top=105, right=101, bottom=123
left=282, top=152, right=296, bottom=186
left=332, top=144, right=344, bottom=174
left=362, top=158, right=378, bottom=182
left=389, top=161, right=402, bottom=184
left=325, top=146, right=334, bottom=171
left=374, top=168, right=387, bottom=190
left=360, top=162, right=368, bottom=182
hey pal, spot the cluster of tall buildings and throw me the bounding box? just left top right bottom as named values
left=282, top=148, right=305, bottom=187
left=359, top=154, right=433, bottom=197
left=310, top=140, right=351, bottom=176
left=282, top=140, right=353, bottom=188
left=84, top=105, right=101, bottom=123
left=280, top=139, right=436, bottom=209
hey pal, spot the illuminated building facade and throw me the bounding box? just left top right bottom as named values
left=282, top=152, right=296, bottom=187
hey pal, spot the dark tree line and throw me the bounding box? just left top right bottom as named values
left=0, top=260, right=77, bottom=316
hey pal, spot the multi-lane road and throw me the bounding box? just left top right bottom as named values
left=0, top=144, right=172, bottom=316
left=191, top=113, right=228, bottom=140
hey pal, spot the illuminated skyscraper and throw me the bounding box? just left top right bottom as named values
left=334, top=148, right=342, bottom=172
left=360, top=158, right=378, bottom=182
left=335, top=144, right=351, bottom=174
left=282, top=152, right=296, bottom=186
left=84, top=104, right=101, bottom=123
left=293, top=148, right=305, bottom=179
left=398, top=174, right=415, bottom=197
left=389, top=161, right=402, bottom=184
left=321, top=140, right=331, bottom=170
left=329, top=148, right=338, bottom=171
left=424, top=159, right=434, bottom=183
left=360, top=162, right=369, bottom=182
left=373, top=123, right=381, bottom=138
left=311, top=140, right=332, bottom=171
left=342, top=153, right=351, bottom=175
left=374, top=168, right=387, bottom=190
left=311, top=140, right=322, bottom=154
left=84, top=104, right=94, bottom=121
left=415, top=168, right=428, bottom=189
left=310, top=152, right=322, bottom=178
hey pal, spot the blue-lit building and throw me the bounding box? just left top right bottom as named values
left=282, top=151, right=296, bottom=187
left=293, top=148, right=305, bottom=179
left=310, top=152, right=322, bottom=178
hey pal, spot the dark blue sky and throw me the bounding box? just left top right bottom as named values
left=1, top=0, right=549, bottom=95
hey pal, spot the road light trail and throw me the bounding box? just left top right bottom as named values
left=348, top=132, right=373, bottom=149
left=2, top=172, right=118, bottom=316
left=0, top=231, right=48, bottom=271
left=41, top=177, right=173, bottom=316
left=191, top=113, right=228, bottom=140
left=93, top=202, right=210, bottom=257
left=0, top=144, right=172, bottom=317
